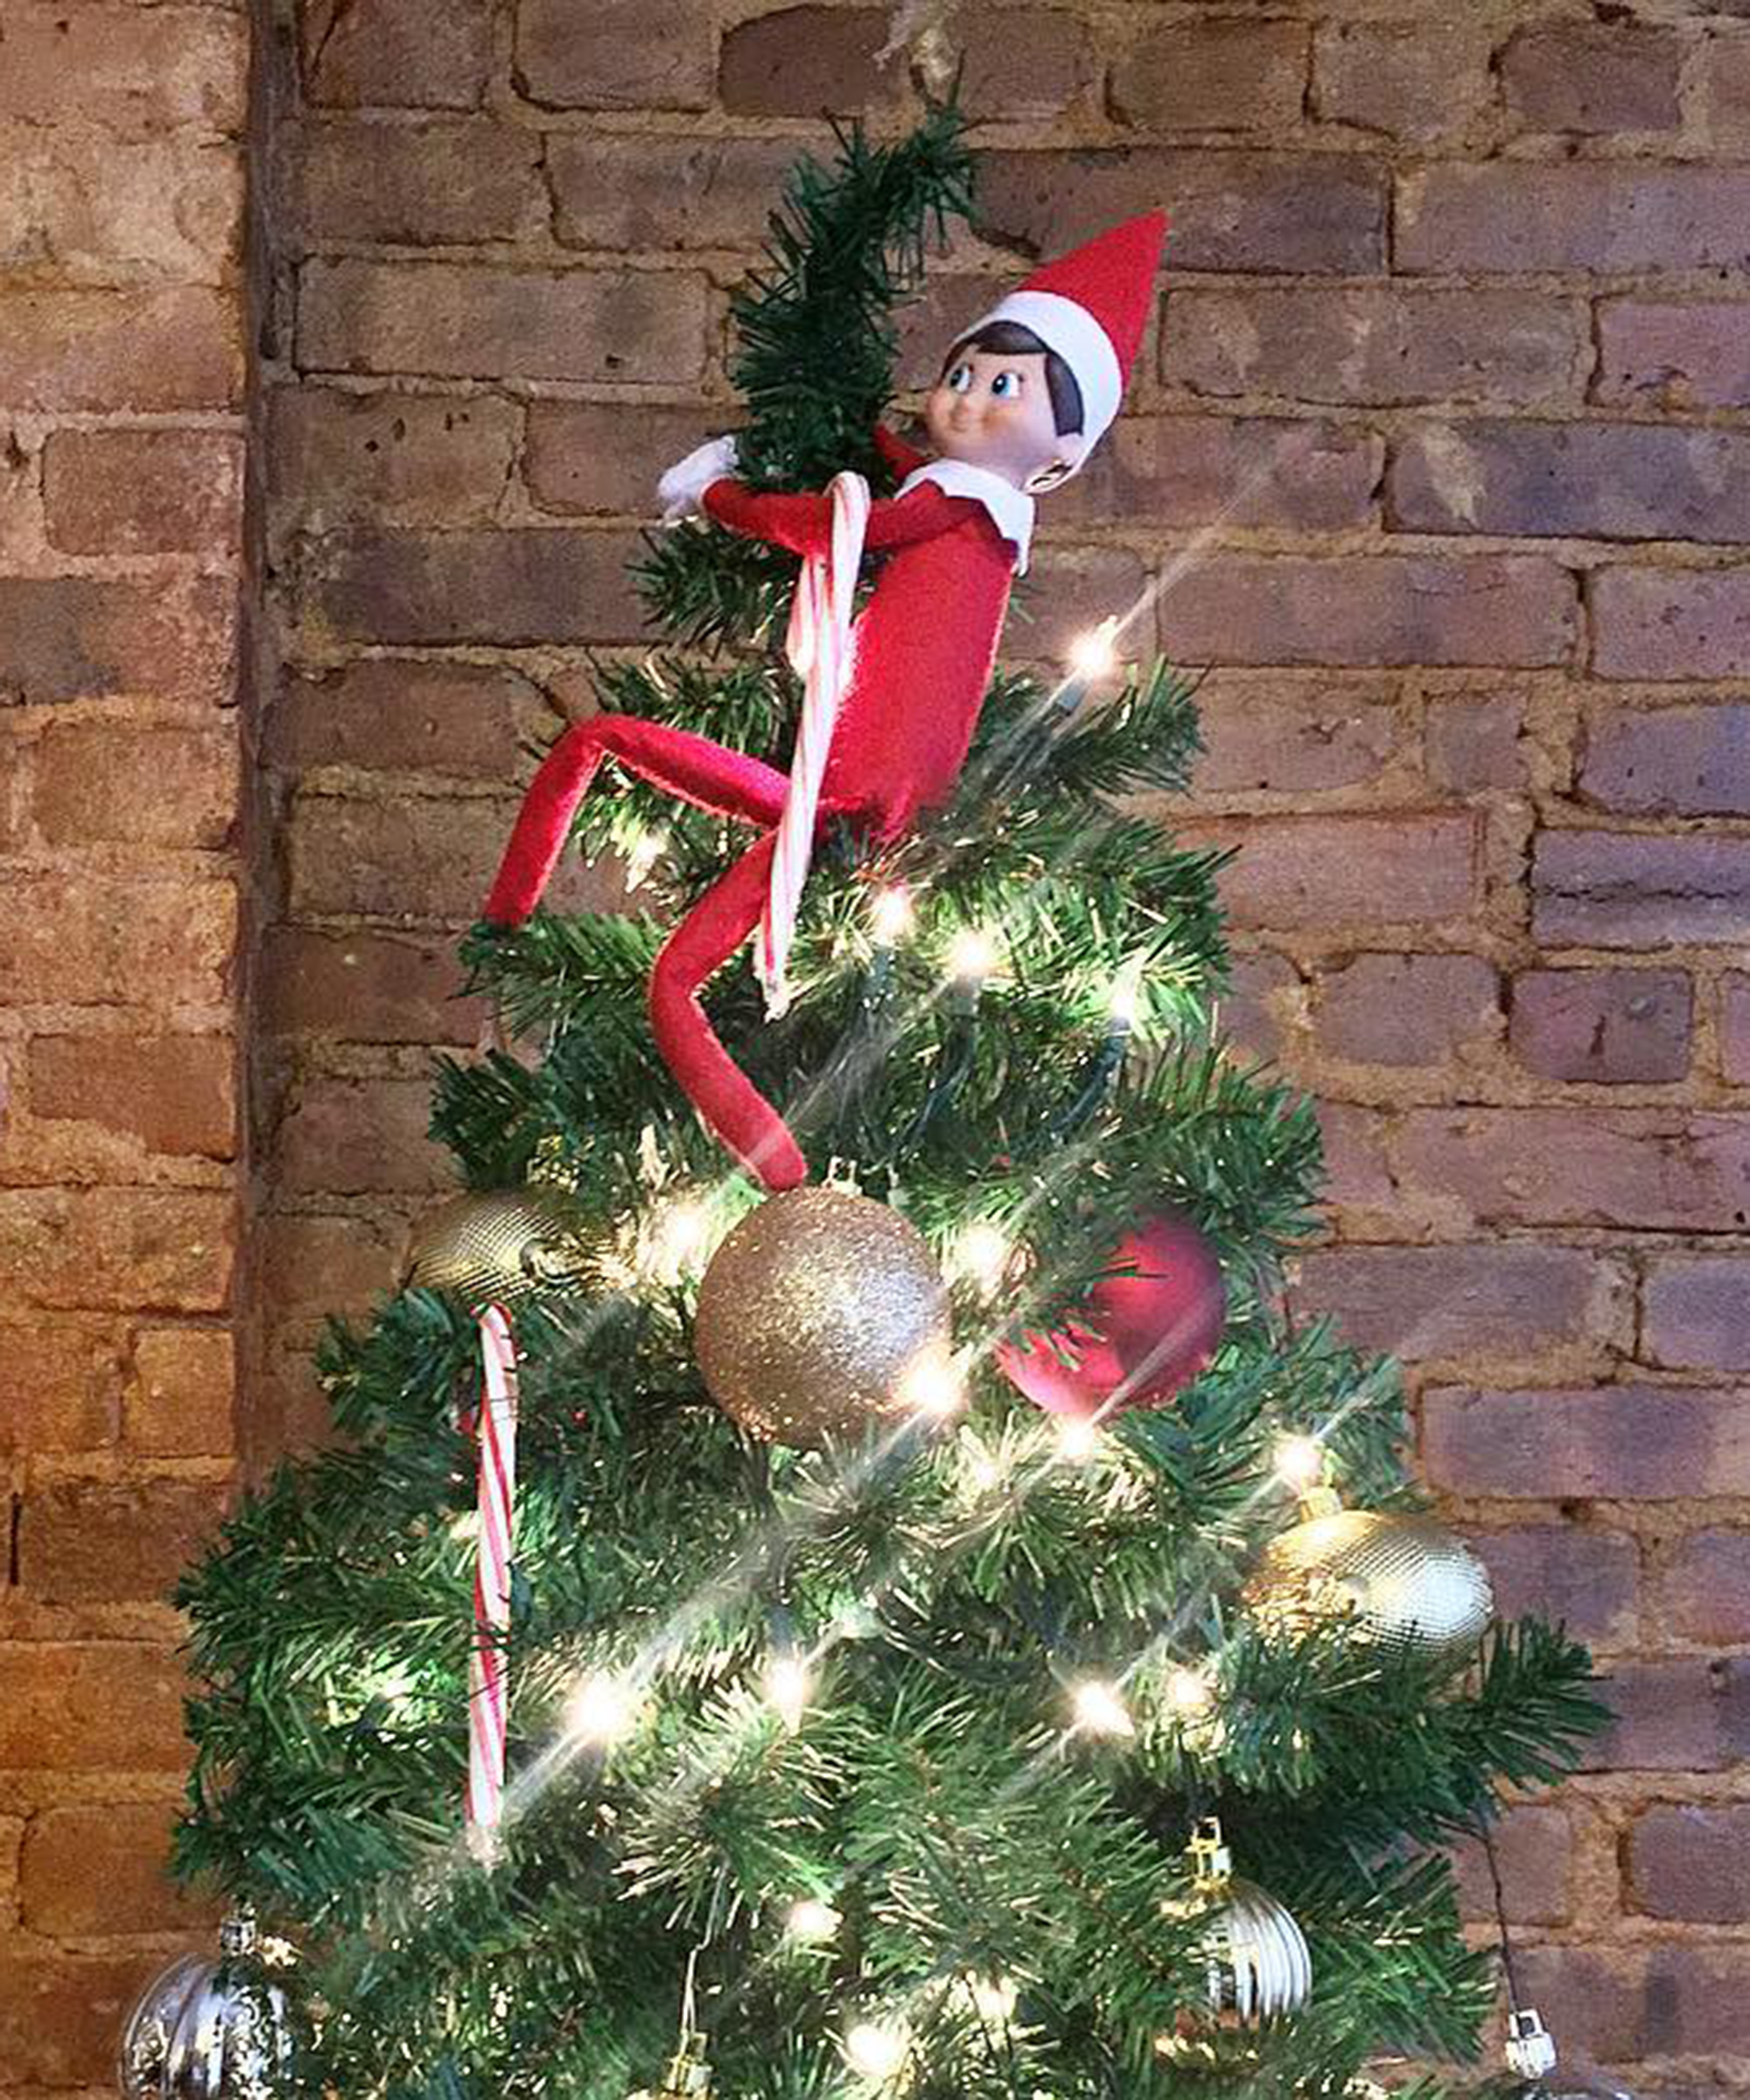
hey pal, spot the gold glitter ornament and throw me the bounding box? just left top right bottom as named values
left=693, top=1187, right=952, bottom=1447
left=629, top=2029, right=713, bottom=2100
left=1244, top=1508, right=1494, bottom=1665
left=403, top=1188, right=599, bottom=1308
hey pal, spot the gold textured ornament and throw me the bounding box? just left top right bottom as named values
left=403, top=1188, right=598, bottom=1307
left=629, top=2029, right=713, bottom=2100
left=693, top=1187, right=952, bottom=1447
left=1244, top=1508, right=1494, bottom=1664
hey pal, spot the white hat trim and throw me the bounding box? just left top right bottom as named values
left=976, top=288, right=1124, bottom=447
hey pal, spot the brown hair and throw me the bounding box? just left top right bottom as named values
left=941, top=319, right=1084, bottom=437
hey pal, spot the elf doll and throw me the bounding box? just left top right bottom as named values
left=482, top=213, right=1167, bottom=1191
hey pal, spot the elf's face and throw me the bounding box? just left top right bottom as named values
left=925, top=349, right=1074, bottom=490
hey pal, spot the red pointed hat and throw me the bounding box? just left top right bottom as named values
left=975, top=210, right=1167, bottom=454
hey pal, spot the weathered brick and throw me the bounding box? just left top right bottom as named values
left=1512, top=1943, right=1750, bottom=2062
left=1450, top=1804, right=1574, bottom=1926
left=276, top=1074, right=450, bottom=1194
left=1469, top=1525, right=1638, bottom=1647
left=1642, top=1255, right=1750, bottom=1371
left=1581, top=701, right=1750, bottom=815
left=1167, top=671, right=1404, bottom=795
left=303, top=0, right=491, bottom=108
left=261, top=927, right=486, bottom=1044
left=0, top=1953, right=163, bottom=2085
left=1110, top=19, right=1307, bottom=132
left=1682, top=24, right=1750, bottom=154
left=1312, top=21, right=1491, bottom=144
left=1721, top=971, right=1750, bottom=1082
left=21, top=1480, right=225, bottom=1604
left=298, top=260, right=708, bottom=384
left=516, top=0, right=712, bottom=110
left=1155, top=555, right=1577, bottom=668
left=1290, top=1244, right=1630, bottom=1368
left=270, top=659, right=527, bottom=776
left=1500, top=23, right=1683, bottom=136
left=1628, top=1804, right=1750, bottom=1922
left=1311, top=952, right=1499, bottom=1068
left=1165, top=812, right=1475, bottom=931
left=28, top=1034, right=235, bottom=1158
left=1424, top=691, right=1530, bottom=793
left=0, top=284, right=242, bottom=412
left=1395, top=1107, right=1750, bottom=1231
left=0, top=1, right=248, bottom=132
left=1019, top=548, right=1154, bottom=662
left=1595, top=298, right=1750, bottom=410
left=1215, top=948, right=1298, bottom=1067
left=1508, top=968, right=1691, bottom=1084
left=550, top=136, right=799, bottom=252
left=0, top=877, right=234, bottom=1007
left=976, top=149, right=1385, bottom=276
left=21, top=1800, right=214, bottom=1936
left=0, top=1324, right=122, bottom=1454
left=269, top=388, right=522, bottom=530
left=1316, top=1099, right=1396, bottom=1214
left=285, top=792, right=518, bottom=920
left=0, top=1641, right=188, bottom=1769
left=1162, top=286, right=1586, bottom=408
left=956, top=7, right=1091, bottom=122
left=719, top=7, right=895, bottom=116
left=0, top=126, right=244, bottom=284
left=0, top=1189, right=233, bottom=1312
left=126, top=1326, right=235, bottom=1458
left=42, top=427, right=243, bottom=557
left=0, top=576, right=236, bottom=706
left=1424, top=1384, right=1750, bottom=1500
left=301, top=527, right=646, bottom=646
left=1054, top=416, right=1381, bottom=533
left=1532, top=829, right=1750, bottom=948
left=1390, top=422, right=1750, bottom=543
left=259, top=1210, right=404, bottom=1318
left=290, top=117, right=545, bottom=245
left=525, top=401, right=724, bottom=517
left=1397, top=164, right=1750, bottom=274
left=1656, top=1528, right=1750, bottom=1645
left=1579, top=1657, right=1750, bottom=1774
left=33, top=724, right=235, bottom=849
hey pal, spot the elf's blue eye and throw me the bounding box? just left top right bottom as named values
left=990, top=370, right=1021, bottom=398
left=948, top=363, right=974, bottom=393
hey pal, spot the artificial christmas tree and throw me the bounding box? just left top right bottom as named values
left=156, top=112, right=1604, bottom=2099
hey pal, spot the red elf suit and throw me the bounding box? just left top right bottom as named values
left=482, top=212, right=1167, bottom=1192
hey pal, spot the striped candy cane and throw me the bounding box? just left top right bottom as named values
left=758, top=470, right=872, bottom=1018
left=466, top=1304, right=519, bottom=1861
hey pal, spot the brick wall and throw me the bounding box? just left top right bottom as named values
left=8, top=0, right=1750, bottom=2090
left=0, top=0, right=252, bottom=2082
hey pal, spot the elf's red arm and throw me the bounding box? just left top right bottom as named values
left=872, top=424, right=929, bottom=480
left=701, top=476, right=971, bottom=558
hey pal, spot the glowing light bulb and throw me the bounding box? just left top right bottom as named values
left=1273, top=1433, right=1325, bottom=1493
left=568, top=1674, right=637, bottom=1746
left=947, top=927, right=1003, bottom=984
left=653, top=1198, right=711, bottom=1274
left=898, top=1352, right=966, bottom=1421
left=962, top=1973, right=1018, bottom=2025
left=765, top=1654, right=812, bottom=1732
left=870, top=885, right=914, bottom=944
left=955, top=1222, right=1012, bottom=1295
left=844, top=2020, right=910, bottom=2082
left=625, top=825, right=668, bottom=890
left=960, top=1438, right=1008, bottom=1496
left=1055, top=1417, right=1102, bottom=1463
left=449, top=1510, right=481, bottom=1543
left=1164, top=1664, right=1214, bottom=1718
left=788, top=1897, right=840, bottom=1942
left=1068, top=618, right=1119, bottom=682
left=1071, top=1679, right=1134, bottom=1738
left=1107, top=958, right=1145, bottom=1030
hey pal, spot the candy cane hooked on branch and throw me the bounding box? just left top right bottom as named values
left=466, top=1304, right=520, bottom=1860
left=759, top=470, right=872, bottom=1018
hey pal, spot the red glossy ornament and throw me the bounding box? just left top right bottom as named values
left=996, top=1209, right=1226, bottom=1421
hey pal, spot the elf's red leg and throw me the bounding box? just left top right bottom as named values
left=482, top=715, right=790, bottom=925
left=648, top=830, right=808, bottom=1193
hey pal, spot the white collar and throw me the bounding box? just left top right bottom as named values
left=897, top=459, right=1035, bottom=574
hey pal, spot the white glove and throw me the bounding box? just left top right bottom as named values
left=657, top=433, right=738, bottom=522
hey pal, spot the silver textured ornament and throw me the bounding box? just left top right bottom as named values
left=118, top=1916, right=292, bottom=2100
left=404, top=1187, right=598, bottom=1307
left=693, top=1187, right=952, bottom=1447
left=1244, top=1508, right=1494, bottom=1664
left=1201, top=1876, right=1313, bottom=2025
